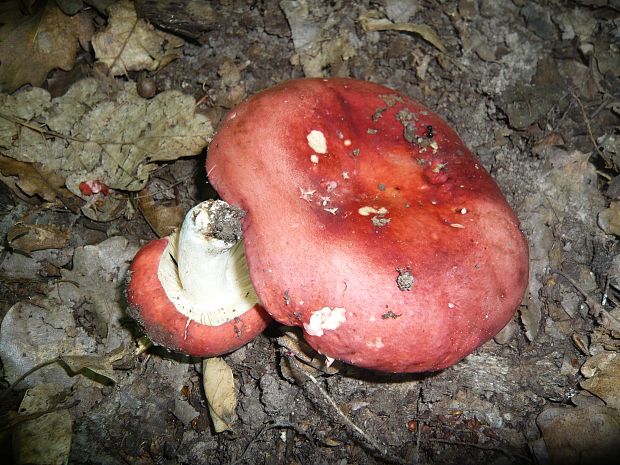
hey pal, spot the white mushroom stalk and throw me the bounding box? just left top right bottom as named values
left=157, top=200, right=258, bottom=326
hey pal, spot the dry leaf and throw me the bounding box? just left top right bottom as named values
left=202, top=357, right=237, bottom=433
left=8, top=223, right=70, bottom=254
left=598, top=200, right=620, bottom=236
left=0, top=237, right=139, bottom=388
left=537, top=406, right=620, bottom=465
left=59, top=347, right=125, bottom=385
left=0, top=78, right=213, bottom=197
left=0, top=2, right=93, bottom=92
left=358, top=15, right=446, bottom=53
left=135, top=184, right=185, bottom=237
left=520, top=301, right=541, bottom=342
left=280, top=0, right=358, bottom=77
left=581, top=352, right=620, bottom=410
left=277, top=328, right=340, bottom=380
left=0, top=155, right=79, bottom=207
left=13, top=384, right=73, bottom=465
left=92, top=0, right=184, bottom=76
left=532, top=132, right=566, bottom=156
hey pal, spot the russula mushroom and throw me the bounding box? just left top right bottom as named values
left=126, top=200, right=271, bottom=356
left=205, top=78, right=529, bottom=373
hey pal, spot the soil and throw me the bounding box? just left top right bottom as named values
left=1, top=1, right=620, bottom=464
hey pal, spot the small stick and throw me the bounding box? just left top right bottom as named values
left=0, top=358, right=60, bottom=400
left=570, top=91, right=605, bottom=159
left=284, top=350, right=408, bottom=465
left=229, top=421, right=312, bottom=465
left=425, top=437, right=528, bottom=461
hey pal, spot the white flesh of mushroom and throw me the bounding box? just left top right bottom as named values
left=157, top=200, right=258, bottom=326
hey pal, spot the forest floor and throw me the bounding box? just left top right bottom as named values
left=1, top=1, right=620, bottom=464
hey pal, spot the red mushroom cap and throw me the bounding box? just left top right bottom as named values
left=126, top=201, right=271, bottom=357
left=207, top=78, right=529, bottom=372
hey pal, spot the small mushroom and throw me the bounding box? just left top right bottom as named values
left=126, top=200, right=271, bottom=356
left=205, top=78, right=529, bottom=373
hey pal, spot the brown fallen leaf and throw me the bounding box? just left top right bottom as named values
left=134, top=183, right=185, bottom=237
left=59, top=346, right=125, bottom=385
left=0, top=155, right=78, bottom=208
left=7, top=223, right=70, bottom=254
left=0, top=78, right=213, bottom=196
left=532, top=132, right=566, bottom=156
left=358, top=15, right=446, bottom=53
left=92, top=0, right=184, bottom=76
left=0, top=2, right=93, bottom=92
left=598, top=200, right=620, bottom=236
left=581, top=352, right=620, bottom=410
left=536, top=406, right=620, bottom=465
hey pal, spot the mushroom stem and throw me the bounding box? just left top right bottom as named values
left=158, top=200, right=258, bottom=326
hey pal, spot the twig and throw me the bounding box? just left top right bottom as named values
left=229, top=421, right=312, bottom=465
left=570, top=91, right=604, bottom=159
left=108, top=17, right=139, bottom=77
left=550, top=269, right=620, bottom=333
left=0, top=399, right=80, bottom=432
left=425, top=437, right=529, bottom=461
left=413, top=420, right=424, bottom=464
left=0, top=358, right=60, bottom=400
left=284, top=351, right=408, bottom=464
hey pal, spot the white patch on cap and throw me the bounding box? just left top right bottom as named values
left=303, top=307, right=346, bottom=337
left=307, top=130, right=327, bottom=154
left=358, top=206, right=388, bottom=216
left=310, top=154, right=319, bottom=164
left=366, top=337, right=384, bottom=349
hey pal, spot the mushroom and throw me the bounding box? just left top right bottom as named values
left=205, top=78, right=529, bottom=373
left=126, top=200, right=271, bottom=356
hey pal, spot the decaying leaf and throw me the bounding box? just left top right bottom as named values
left=277, top=328, right=340, bottom=381
left=7, top=223, right=70, bottom=254
left=13, top=384, right=73, bottom=465
left=0, top=2, right=93, bottom=92
left=134, top=183, right=186, bottom=237
left=92, top=0, right=184, bottom=76
left=0, top=155, right=77, bottom=206
left=0, top=78, right=213, bottom=197
left=280, top=0, right=358, bottom=77
left=202, top=357, right=237, bottom=433
left=597, top=133, right=620, bottom=176
left=520, top=150, right=606, bottom=340
left=520, top=300, right=542, bottom=342
left=358, top=13, right=446, bottom=53
left=59, top=346, right=125, bottom=385
left=580, top=352, right=620, bottom=410
left=599, top=200, right=620, bottom=236
left=497, top=83, right=568, bottom=130
left=536, top=406, right=620, bottom=465
left=0, top=237, right=139, bottom=388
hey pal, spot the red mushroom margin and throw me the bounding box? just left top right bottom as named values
left=126, top=200, right=271, bottom=357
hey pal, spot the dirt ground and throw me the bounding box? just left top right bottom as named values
left=1, top=0, right=620, bottom=464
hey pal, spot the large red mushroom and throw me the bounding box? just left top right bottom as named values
left=206, top=78, right=529, bottom=373
left=126, top=200, right=271, bottom=357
